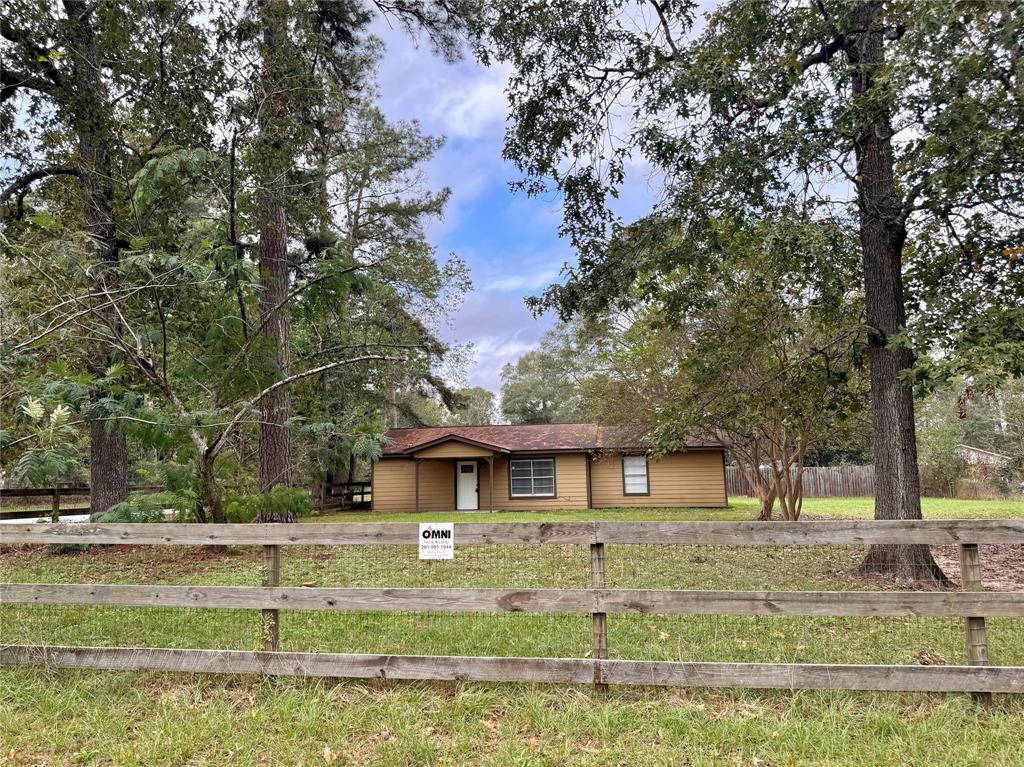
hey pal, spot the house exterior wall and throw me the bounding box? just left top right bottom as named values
left=590, top=450, right=727, bottom=508
left=372, top=458, right=454, bottom=513
left=413, top=442, right=495, bottom=459
left=489, top=454, right=589, bottom=510
left=373, top=449, right=726, bottom=511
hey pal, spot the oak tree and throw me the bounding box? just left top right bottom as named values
left=483, top=0, right=1024, bottom=580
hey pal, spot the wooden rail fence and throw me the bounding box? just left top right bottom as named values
left=0, top=485, right=163, bottom=521
left=2, top=520, right=1023, bottom=695
left=319, top=481, right=371, bottom=511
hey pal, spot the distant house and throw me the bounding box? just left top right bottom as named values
left=371, top=423, right=727, bottom=512
left=955, top=444, right=1010, bottom=466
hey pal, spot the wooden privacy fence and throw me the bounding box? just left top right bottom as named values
left=2, top=520, right=1024, bottom=695
left=726, top=465, right=876, bottom=497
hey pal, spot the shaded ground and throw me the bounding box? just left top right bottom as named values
left=931, top=544, right=1024, bottom=591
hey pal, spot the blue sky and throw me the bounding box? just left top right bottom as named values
left=370, top=8, right=715, bottom=395
left=372, top=22, right=570, bottom=394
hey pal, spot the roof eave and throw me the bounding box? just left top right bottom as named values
left=403, top=433, right=512, bottom=456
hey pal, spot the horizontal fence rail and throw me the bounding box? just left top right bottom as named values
left=4, top=583, right=1024, bottom=618
left=4, top=519, right=1024, bottom=546
left=0, top=485, right=163, bottom=521
left=2, top=647, right=1023, bottom=693
left=2, top=520, right=1023, bottom=696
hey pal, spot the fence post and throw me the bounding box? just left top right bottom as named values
left=261, top=545, right=281, bottom=651
left=590, top=540, right=608, bottom=692
left=50, top=489, right=60, bottom=523
left=959, top=543, right=991, bottom=704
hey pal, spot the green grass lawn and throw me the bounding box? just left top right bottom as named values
left=2, top=496, right=1023, bottom=766
left=311, top=495, right=1024, bottom=522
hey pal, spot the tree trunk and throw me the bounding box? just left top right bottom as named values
left=198, top=456, right=228, bottom=552
left=199, top=457, right=226, bottom=524
left=88, top=421, right=129, bottom=515
left=846, top=3, right=947, bottom=584
left=256, top=0, right=293, bottom=509
left=63, top=0, right=129, bottom=515
left=258, top=183, right=291, bottom=492
left=740, top=458, right=774, bottom=520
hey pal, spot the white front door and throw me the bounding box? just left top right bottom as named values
left=456, top=461, right=478, bottom=510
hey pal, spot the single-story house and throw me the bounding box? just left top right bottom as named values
left=372, top=423, right=727, bottom=512
left=955, top=444, right=1010, bottom=466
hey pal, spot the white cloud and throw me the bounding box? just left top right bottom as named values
left=461, top=331, right=548, bottom=392
left=484, top=269, right=560, bottom=293
left=431, top=65, right=511, bottom=139
left=437, top=288, right=557, bottom=392
left=365, top=15, right=657, bottom=396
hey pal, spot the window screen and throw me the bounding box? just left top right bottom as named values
left=623, top=456, right=649, bottom=494
left=460, top=464, right=475, bottom=474
left=509, top=458, right=555, bottom=497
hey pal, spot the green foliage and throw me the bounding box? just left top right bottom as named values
left=351, top=433, right=388, bottom=464
left=9, top=398, right=85, bottom=486
left=1, top=0, right=477, bottom=519
left=129, top=147, right=216, bottom=213
left=483, top=0, right=1024, bottom=387
left=223, top=486, right=313, bottom=524
left=90, top=497, right=167, bottom=524
left=500, top=328, right=595, bottom=425
left=917, top=383, right=1024, bottom=498
left=917, top=419, right=969, bottom=498
left=445, top=387, right=497, bottom=425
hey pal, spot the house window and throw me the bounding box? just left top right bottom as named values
left=623, top=456, right=649, bottom=495
left=509, top=458, right=555, bottom=498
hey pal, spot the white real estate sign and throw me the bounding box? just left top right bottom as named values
left=418, top=523, right=454, bottom=560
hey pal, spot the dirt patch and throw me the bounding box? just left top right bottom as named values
left=930, top=544, right=1024, bottom=591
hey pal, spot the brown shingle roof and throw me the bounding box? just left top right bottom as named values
left=382, top=423, right=722, bottom=455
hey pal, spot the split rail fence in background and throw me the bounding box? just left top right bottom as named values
left=0, top=486, right=164, bottom=521
left=2, top=520, right=1023, bottom=695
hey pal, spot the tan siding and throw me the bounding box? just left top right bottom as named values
left=373, top=450, right=724, bottom=512
left=372, top=459, right=454, bottom=513
left=414, top=442, right=495, bottom=459
left=591, top=451, right=726, bottom=508
left=489, top=454, right=589, bottom=510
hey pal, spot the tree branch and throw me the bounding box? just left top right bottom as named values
left=0, top=18, right=64, bottom=96
left=206, top=353, right=403, bottom=460
left=744, top=35, right=846, bottom=113
left=213, top=259, right=384, bottom=399
left=648, top=0, right=680, bottom=59
left=0, top=165, right=80, bottom=219
left=1, top=66, right=53, bottom=102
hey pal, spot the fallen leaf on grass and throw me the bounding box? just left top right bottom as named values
left=917, top=649, right=947, bottom=666
left=646, top=623, right=670, bottom=641
left=323, top=745, right=336, bottom=764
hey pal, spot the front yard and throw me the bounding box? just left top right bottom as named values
left=1, top=496, right=1023, bottom=766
